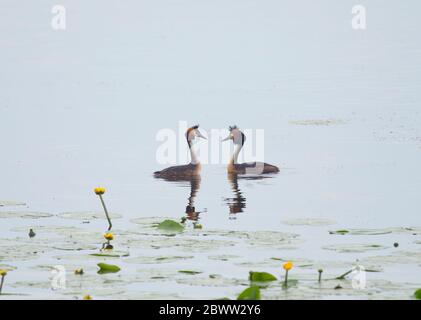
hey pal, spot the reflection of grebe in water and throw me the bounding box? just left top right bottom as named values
left=154, top=125, right=206, bottom=178
left=222, top=126, right=279, bottom=174
left=154, top=175, right=205, bottom=222
left=224, top=173, right=269, bottom=218
left=184, top=176, right=205, bottom=222
left=225, top=173, right=246, bottom=216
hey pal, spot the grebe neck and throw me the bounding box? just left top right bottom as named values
left=229, top=144, right=243, bottom=165
left=189, top=141, right=200, bottom=165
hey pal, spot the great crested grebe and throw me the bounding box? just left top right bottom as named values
left=222, top=125, right=279, bottom=174
left=154, top=125, right=206, bottom=178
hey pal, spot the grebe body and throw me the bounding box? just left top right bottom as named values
left=154, top=125, right=206, bottom=179
left=223, top=125, right=279, bottom=175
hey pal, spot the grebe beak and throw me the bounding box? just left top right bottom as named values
left=196, top=130, right=207, bottom=139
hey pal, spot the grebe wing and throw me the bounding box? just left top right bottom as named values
left=154, top=163, right=200, bottom=179
left=234, top=162, right=279, bottom=174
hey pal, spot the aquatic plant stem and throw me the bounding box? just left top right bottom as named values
left=99, top=194, right=112, bottom=231
left=318, top=269, right=323, bottom=282
left=336, top=269, right=353, bottom=280
left=284, top=270, right=289, bottom=287
left=0, top=275, right=5, bottom=295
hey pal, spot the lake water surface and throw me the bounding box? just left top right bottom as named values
left=1, top=1, right=421, bottom=299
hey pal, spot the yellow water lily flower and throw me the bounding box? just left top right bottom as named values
left=74, top=268, right=84, bottom=275
left=83, top=295, right=92, bottom=300
left=283, top=261, right=293, bottom=271
left=94, top=187, right=106, bottom=195
left=0, top=270, right=7, bottom=277
left=104, top=232, right=114, bottom=241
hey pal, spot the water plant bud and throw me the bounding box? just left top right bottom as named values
left=94, top=187, right=106, bottom=195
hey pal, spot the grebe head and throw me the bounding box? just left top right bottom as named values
left=186, top=125, right=206, bottom=145
left=222, top=125, right=246, bottom=146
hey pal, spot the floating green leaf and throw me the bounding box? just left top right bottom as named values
left=329, top=230, right=349, bottom=235
left=178, top=270, right=202, bottom=275
left=157, top=220, right=184, bottom=232
left=329, top=229, right=393, bottom=236
left=249, top=271, right=277, bottom=282
left=414, top=289, right=421, bottom=300
left=237, top=286, right=261, bottom=300
left=97, top=263, right=121, bottom=274
left=90, top=252, right=129, bottom=258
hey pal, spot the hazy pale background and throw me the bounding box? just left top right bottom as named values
left=1, top=0, right=421, bottom=231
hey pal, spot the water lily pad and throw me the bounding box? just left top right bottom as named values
left=156, top=220, right=184, bottom=232
left=90, top=251, right=129, bottom=258
left=97, top=263, right=121, bottom=274
left=51, top=243, right=98, bottom=251
left=322, top=243, right=387, bottom=253
left=0, top=211, right=53, bottom=219
left=361, top=250, right=421, bottom=266
left=58, top=211, right=122, bottom=220
left=176, top=274, right=246, bottom=288
left=249, top=271, right=277, bottom=282
left=329, top=230, right=349, bottom=235
left=0, top=201, right=26, bottom=207
left=282, top=218, right=335, bottom=226
left=126, top=235, right=235, bottom=252
left=125, top=255, right=194, bottom=264
left=10, top=225, right=84, bottom=235
left=329, top=229, right=393, bottom=235
left=0, top=264, right=17, bottom=272
left=237, top=286, right=261, bottom=300
left=0, top=243, right=47, bottom=261
left=208, top=254, right=241, bottom=261
left=246, top=231, right=301, bottom=248
left=130, top=216, right=174, bottom=226
left=178, top=270, right=202, bottom=275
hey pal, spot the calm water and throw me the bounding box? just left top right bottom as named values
left=1, top=1, right=421, bottom=299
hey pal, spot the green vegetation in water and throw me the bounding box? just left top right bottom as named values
left=237, top=286, right=261, bottom=300
left=0, top=211, right=54, bottom=219
left=281, top=218, right=335, bottom=226
left=178, top=270, right=202, bottom=275
left=249, top=271, right=277, bottom=282
left=323, top=243, right=386, bottom=253
left=335, top=269, right=353, bottom=280
left=329, top=230, right=349, bottom=235
left=97, top=263, right=121, bottom=274
left=0, top=200, right=26, bottom=207
left=90, top=252, right=129, bottom=258
left=157, top=220, right=184, bottom=232
left=329, top=228, right=394, bottom=236
left=414, top=289, right=421, bottom=300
